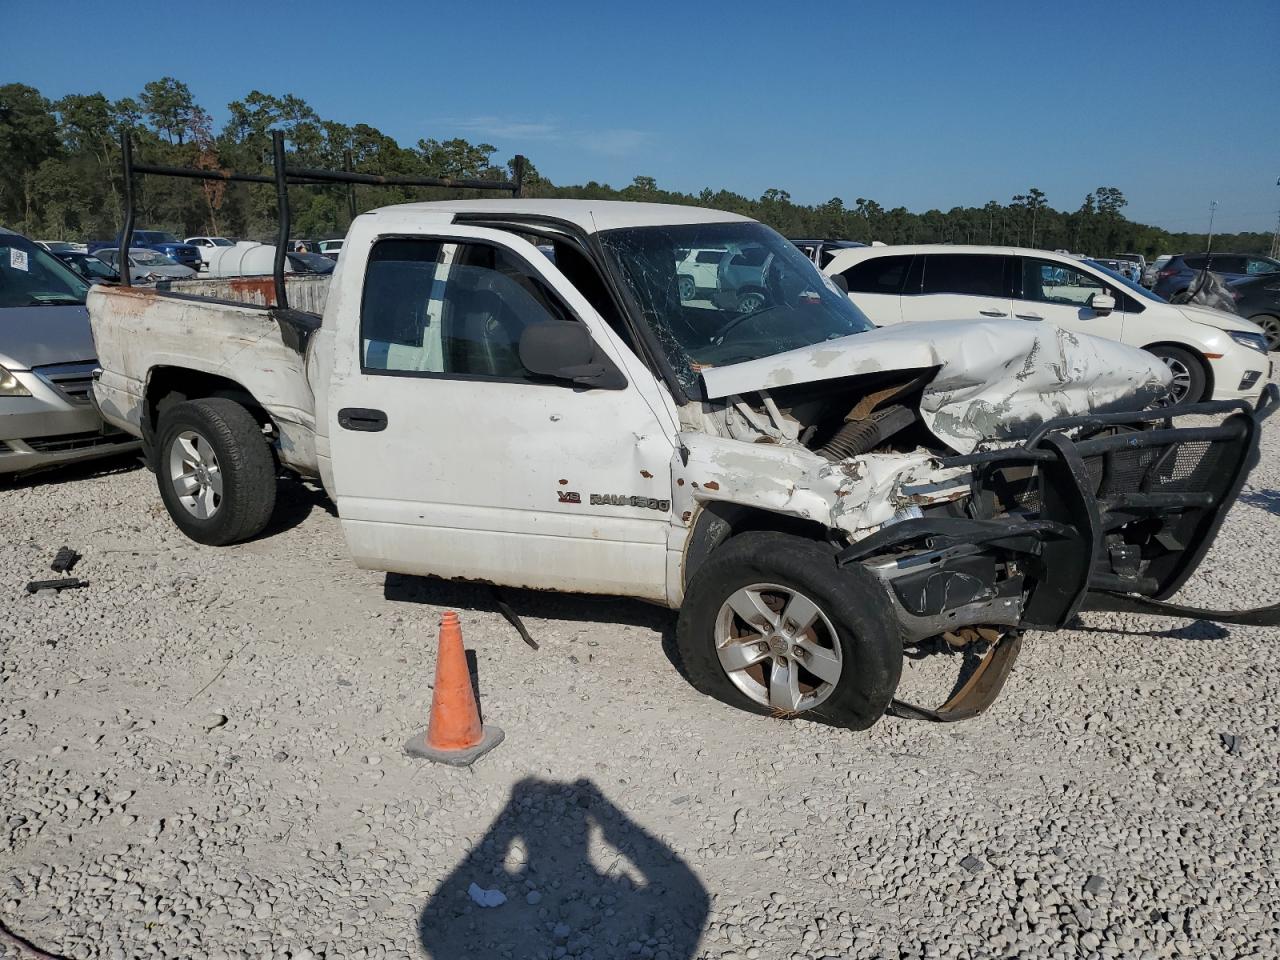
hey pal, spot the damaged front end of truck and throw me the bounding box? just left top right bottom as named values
left=675, top=320, right=1280, bottom=722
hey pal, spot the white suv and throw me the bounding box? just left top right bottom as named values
left=824, top=244, right=1272, bottom=405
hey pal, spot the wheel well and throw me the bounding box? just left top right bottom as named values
left=1142, top=341, right=1215, bottom=401
left=143, top=367, right=273, bottom=460
left=683, top=501, right=833, bottom=588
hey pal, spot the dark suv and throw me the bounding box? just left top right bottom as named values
left=1152, top=252, right=1280, bottom=301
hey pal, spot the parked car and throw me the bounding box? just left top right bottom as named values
left=53, top=251, right=119, bottom=284
left=1152, top=253, right=1280, bottom=301
left=87, top=198, right=1278, bottom=730
left=790, top=238, right=868, bottom=269
left=90, top=231, right=203, bottom=272
left=317, top=238, right=344, bottom=260
left=823, top=244, right=1271, bottom=405
left=185, top=236, right=236, bottom=267
left=1111, top=253, right=1146, bottom=282
left=1229, top=275, right=1280, bottom=351
left=674, top=244, right=773, bottom=311
left=35, top=241, right=85, bottom=254
left=287, top=252, right=336, bottom=275
left=1143, top=254, right=1172, bottom=288
left=94, top=248, right=198, bottom=283
left=0, top=228, right=139, bottom=474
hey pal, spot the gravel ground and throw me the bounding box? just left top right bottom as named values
left=2, top=375, right=1278, bottom=960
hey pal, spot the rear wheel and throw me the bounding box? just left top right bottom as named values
left=156, top=398, right=277, bottom=545
left=676, top=532, right=901, bottom=729
left=1146, top=345, right=1207, bottom=405
left=1252, top=314, right=1280, bottom=352
left=677, top=275, right=696, bottom=301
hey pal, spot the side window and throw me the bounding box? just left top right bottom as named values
left=1183, top=255, right=1206, bottom=270
left=1019, top=258, right=1105, bottom=305
left=920, top=254, right=1006, bottom=297
left=360, top=238, right=575, bottom=381
left=694, top=249, right=724, bottom=264
left=841, top=255, right=912, bottom=295
left=1246, top=258, right=1279, bottom=275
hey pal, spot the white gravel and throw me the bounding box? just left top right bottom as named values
left=2, top=371, right=1278, bottom=960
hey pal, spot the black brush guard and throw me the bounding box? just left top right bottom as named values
left=838, top=382, right=1280, bottom=722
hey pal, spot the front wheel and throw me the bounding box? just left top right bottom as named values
left=156, top=398, right=277, bottom=545
left=675, top=532, right=902, bottom=729
left=1252, top=314, right=1280, bottom=352
left=1146, top=345, right=1207, bottom=406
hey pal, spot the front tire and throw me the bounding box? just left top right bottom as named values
left=1252, top=314, right=1280, bottom=352
left=156, top=398, right=277, bottom=545
left=1147, top=345, right=1207, bottom=405
left=676, top=532, right=901, bottom=729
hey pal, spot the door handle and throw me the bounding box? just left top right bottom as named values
left=1015, top=313, right=1044, bottom=321
left=338, top=407, right=388, bottom=432
left=979, top=309, right=1008, bottom=317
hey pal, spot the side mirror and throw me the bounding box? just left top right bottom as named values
left=1089, top=292, right=1116, bottom=315
left=828, top=272, right=849, bottom=294
left=518, top=320, right=626, bottom=390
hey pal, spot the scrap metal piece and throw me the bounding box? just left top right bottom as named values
left=25, top=578, right=89, bottom=594
left=50, top=546, right=80, bottom=574
left=888, top=631, right=1024, bottom=723
left=491, top=588, right=538, bottom=650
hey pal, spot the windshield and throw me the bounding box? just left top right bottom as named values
left=0, top=234, right=90, bottom=307
left=132, top=250, right=178, bottom=266
left=598, top=221, right=875, bottom=391
left=61, top=254, right=116, bottom=280
left=1085, top=260, right=1167, bottom=303
left=135, top=231, right=180, bottom=245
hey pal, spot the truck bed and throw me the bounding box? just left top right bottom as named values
left=88, top=284, right=321, bottom=476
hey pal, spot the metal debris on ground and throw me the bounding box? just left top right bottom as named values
left=24, top=577, right=89, bottom=594
left=50, top=546, right=81, bottom=573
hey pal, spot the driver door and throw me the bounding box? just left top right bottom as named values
left=1012, top=256, right=1123, bottom=340
left=326, top=225, right=678, bottom=600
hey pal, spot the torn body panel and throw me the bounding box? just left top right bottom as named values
left=699, top=320, right=1171, bottom=454
left=673, top=433, right=971, bottom=539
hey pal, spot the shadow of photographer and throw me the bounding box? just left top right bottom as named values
left=419, top=777, right=708, bottom=960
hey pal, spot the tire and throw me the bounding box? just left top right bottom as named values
left=155, top=398, right=277, bottom=545
left=1146, top=345, right=1207, bottom=406
left=1252, top=314, right=1280, bottom=353
left=736, top=290, right=767, bottom=314
left=675, top=531, right=902, bottom=729
left=677, top=275, right=696, bottom=301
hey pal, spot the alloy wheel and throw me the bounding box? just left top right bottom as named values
left=1159, top=355, right=1193, bottom=403
left=714, top=582, right=843, bottom=713
left=168, top=429, right=223, bottom=519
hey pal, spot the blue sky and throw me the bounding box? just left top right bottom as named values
left=3, top=0, right=1278, bottom=232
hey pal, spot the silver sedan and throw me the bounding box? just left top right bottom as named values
left=0, top=229, right=139, bottom=475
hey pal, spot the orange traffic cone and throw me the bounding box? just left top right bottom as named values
left=404, top=612, right=504, bottom=766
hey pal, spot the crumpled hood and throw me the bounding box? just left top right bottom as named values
left=699, top=319, right=1171, bottom=454
left=1176, top=303, right=1265, bottom=335
left=0, top=303, right=97, bottom=369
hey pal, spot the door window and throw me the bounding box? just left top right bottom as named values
left=920, top=254, right=1006, bottom=297
left=1019, top=258, right=1106, bottom=306
left=1246, top=257, right=1280, bottom=275
left=841, top=254, right=912, bottom=294
left=360, top=238, right=575, bottom=381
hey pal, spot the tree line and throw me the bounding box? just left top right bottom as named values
left=1, top=79, right=1270, bottom=257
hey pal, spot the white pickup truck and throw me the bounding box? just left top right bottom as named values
left=89, top=199, right=1278, bottom=728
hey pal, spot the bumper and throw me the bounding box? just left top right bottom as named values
left=842, top=383, right=1279, bottom=637
left=0, top=366, right=139, bottom=475
left=1207, top=349, right=1271, bottom=402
